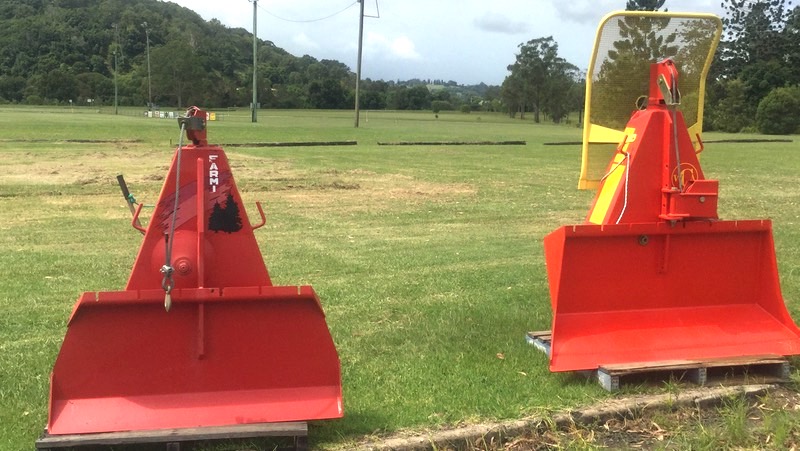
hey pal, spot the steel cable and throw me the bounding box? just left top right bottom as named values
left=161, top=120, right=187, bottom=311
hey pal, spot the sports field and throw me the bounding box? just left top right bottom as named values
left=1, top=106, right=799, bottom=449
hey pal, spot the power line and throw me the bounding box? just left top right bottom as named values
left=256, top=1, right=358, bottom=23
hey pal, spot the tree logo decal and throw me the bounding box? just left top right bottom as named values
left=208, top=193, right=243, bottom=233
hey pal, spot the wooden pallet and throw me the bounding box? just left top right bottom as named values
left=526, top=330, right=791, bottom=391
left=596, top=356, right=790, bottom=391
left=525, top=330, right=552, bottom=356
left=35, top=422, right=308, bottom=451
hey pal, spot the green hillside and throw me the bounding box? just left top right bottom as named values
left=0, top=0, right=357, bottom=108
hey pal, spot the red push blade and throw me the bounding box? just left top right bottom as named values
left=48, top=287, right=342, bottom=434
left=543, top=220, right=800, bottom=372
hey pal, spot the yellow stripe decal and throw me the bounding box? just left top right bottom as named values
left=588, top=151, right=627, bottom=224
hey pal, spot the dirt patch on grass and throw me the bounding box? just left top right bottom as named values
left=355, top=384, right=800, bottom=450
left=242, top=167, right=477, bottom=213
left=0, top=145, right=166, bottom=187
left=1, top=149, right=476, bottom=218
left=502, top=385, right=800, bottom=450
left=0, top=138, right=143, bottom=144
left=279, top=175, right=476, bottom=209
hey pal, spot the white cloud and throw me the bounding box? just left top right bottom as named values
left=552, top=0, right=621, bottom=24
left=390, top=36, right=421, bottom=60
left=473, top=12, right=530, bottom=34
left=292, top=32, right=320, bottom=50
left=366, top=32, right=421, bottom=60
left=166, top=0, right=729, bottom=85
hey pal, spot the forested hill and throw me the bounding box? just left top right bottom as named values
left=1, top=0, right=279, bottom=107
left=0, top=0, right=495, bottom=110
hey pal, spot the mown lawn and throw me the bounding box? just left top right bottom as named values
left=0, top=106, right=798, bottom=449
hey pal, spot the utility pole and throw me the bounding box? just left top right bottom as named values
left=354, top=0, right=365, bottom=128
left=114, top=50, right=118, bottom=115
left=113, top=23, right=119, bottom=115
left=251, top=0, right=258, bottom=123
left=143, top=22, right=152, bottom=110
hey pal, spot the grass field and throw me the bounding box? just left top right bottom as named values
left=1, top=106, right=799, bottom=449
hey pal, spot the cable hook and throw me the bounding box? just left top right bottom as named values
left=160, top=263, right=175, bottom=311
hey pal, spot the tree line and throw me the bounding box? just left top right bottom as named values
left=0, top=0, right=495, bottom=112
left=1, top=0, right=798, bottom=133
left=709, top=0, right=800, bottom=134
left=500, top=0, right=800, bottom=134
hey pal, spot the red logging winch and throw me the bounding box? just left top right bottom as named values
left=46, top=107, right=343, bottom=435
left=543, top=54, right=800, bottom=372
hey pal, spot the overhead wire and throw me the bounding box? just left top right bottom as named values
left=255, top=1, right=359, bottom=23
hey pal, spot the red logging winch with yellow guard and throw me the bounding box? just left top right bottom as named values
left=543, top=11, right=800, bottom=372
left=46, top=107, right=342, bottom=435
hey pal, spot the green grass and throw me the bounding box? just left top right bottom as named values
left=0, top=106, right=799, bottom=449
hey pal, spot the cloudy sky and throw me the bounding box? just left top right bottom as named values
left=167, top=0, right=725, bottom=85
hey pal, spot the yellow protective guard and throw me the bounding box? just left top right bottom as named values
left=578, top=11, right=722, bottom=190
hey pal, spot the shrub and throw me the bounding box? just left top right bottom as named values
left=708, top=79, right=753, bottom=133
left=431, top=100, right=452, bottom=114
left=756, top=87, right=800, bottom=135
left=25, top=95, right=43, bottom=105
